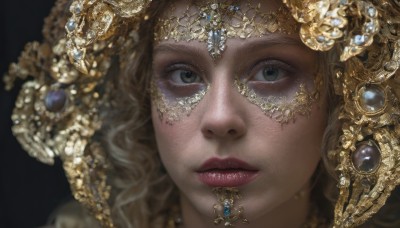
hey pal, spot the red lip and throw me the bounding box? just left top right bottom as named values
left=197, top=158, right=259, bottom=187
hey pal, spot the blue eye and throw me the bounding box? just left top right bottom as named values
left=254, top=66, right=285, bottom=82
left=170, top=69, right=202, bottom=84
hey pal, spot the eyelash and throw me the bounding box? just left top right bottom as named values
left=163, top=64, right=203, bottom=84
left=247, top=60, right=295, bottom=83
left=158, top=59, right=296, bottom=86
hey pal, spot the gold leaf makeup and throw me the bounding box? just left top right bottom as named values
left=151, top=81, right=209, bottom=123
left=235, top=78, right=320, bottom=124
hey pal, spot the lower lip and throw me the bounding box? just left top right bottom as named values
left=198, top=170, right=258, bottom=187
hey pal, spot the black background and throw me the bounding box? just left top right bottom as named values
left=1, top=1, right=71, bottom=227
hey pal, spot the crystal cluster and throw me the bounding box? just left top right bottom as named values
left=200, top=3, right=238, bottom=59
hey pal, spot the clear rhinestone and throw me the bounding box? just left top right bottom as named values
left=354, top=35, right=366, bottom=45
left=331, top=28, right=342, bottom=38
left=317, top=35, right=326, bottom=42
left=74, top=4, right=83, bottom=14
left=331, top=18, right=342, bottom=27
left=352, top=141, right=381, bottom=173
left=73, top=49, right=83, bottom=60
left=367, top=7, right=377, bottom=17
left=86, top=30, right=96, bottom=40
left=365, top=22, right=376, bottom=33
left=339, top=176, right=349, bottom=187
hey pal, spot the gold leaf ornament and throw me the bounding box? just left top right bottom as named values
left=65, top=0, right=151, bottom=74
left=284, top=0, right=380, bottom=61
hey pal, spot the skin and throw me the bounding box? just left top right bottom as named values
left=151, top=0, right=327, bottom=227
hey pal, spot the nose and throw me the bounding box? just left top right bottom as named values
left=200, top=79, right=247, bottom=140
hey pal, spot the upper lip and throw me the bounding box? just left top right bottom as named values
left=197, top=157, right=258, bottom=172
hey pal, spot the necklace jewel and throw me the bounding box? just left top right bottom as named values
left=212, top=187, right=249, bottom=227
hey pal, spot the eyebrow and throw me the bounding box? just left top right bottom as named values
left=153, top=42, right=207, bottom=58
left=237, top=35, right=309, bottom=53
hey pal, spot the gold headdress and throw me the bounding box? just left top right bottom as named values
left=4, top=0, right=400, bottom=227
left=283, top=0, right=400, bottom=227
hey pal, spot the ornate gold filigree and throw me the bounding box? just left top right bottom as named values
left=320, top=1, right=400, bottom=226
left=235, top=80, right=318, bottom=124
left=154, top=0, right=298, bottom=59
left=65, top=0, right=151, bottom=74
left=212, top=187, right=249, bottom=227
left=283, top=0, right=380, bottom=61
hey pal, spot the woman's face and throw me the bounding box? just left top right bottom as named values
left=151, top=0, right=327, bottom=225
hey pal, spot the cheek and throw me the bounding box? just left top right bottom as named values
left=151, top=105, right=197, bottom=180
left=240, top=104, right=326, bottom=217
left=259, top=104, right=326, bottom=186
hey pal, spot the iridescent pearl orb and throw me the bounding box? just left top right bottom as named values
left=352, top=141, right=381, bottom=173
left=358, top=85, right=386, bottom=114
left=44, top=90, right=67, bottom=112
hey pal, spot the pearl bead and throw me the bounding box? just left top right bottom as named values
left=44, top=90, right=67, bottom=112
left=352, top=141, right=381, bottom=173
left=358, top=85, right=386, bottom=114
left=66, top=19, right=76, bottom=32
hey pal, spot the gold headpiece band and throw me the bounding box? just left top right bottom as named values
left=154, top=1, right=298, bottom=58
left=4, top=0, right=400, bottom=227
